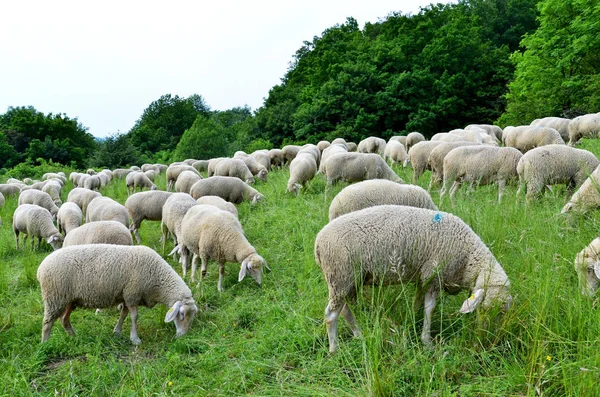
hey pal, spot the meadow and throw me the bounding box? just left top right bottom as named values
left=2, top=141, right=600, bottom=396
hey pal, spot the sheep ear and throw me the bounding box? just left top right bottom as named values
left=238, top=260, right=249, bottom=282
left=593, top=263, right=600, bottom=280
left=460, top=289, right=485, bottom=314
left=47, top=235, right=57, bottom=243
left=165, top=301, right=183, bottom=323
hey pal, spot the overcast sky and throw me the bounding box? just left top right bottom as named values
left=1, top=0, right=445, bottom=138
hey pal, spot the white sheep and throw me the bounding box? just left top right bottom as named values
left=517, top=144, right=600, bottom=200
left=196, top=195, right=238, bottom=218
left=161, top=193, right=199, bottom=254
left=431, top=132, right=469, bottom=143
left=328, top=179, right=438, bottom=220
left=13, top=204, right=63, bottom=250
left=282, top=145, right=302, bottom=165
left=175, top=170, right=203, bottom=194
left=561, top=164, right=600, bottom=213
left=530, top=117, right=570, bottom=141
left=568, top=113, right=600, bottom=146
left=298, top=144, right=321, bottom=167
left=317, top=140, right=331, bottom=152
left=126, top=171, right=157, bottom=195
left=41, top=180, right=63, bottom=206
left=331, top=138, right=348, bottom=148
left=250, top=151, right=271, bottom=171
left=86, top=197, right=130, bottom=228
left=441, top=146, right=523, bottom=204
left=405, top=132, right=426, bottom=152
left=0, top=191, right=4, bottom=209
left=323, top=152, right=404, bottom=185
left=192, top=160, right=210, bottom=172
left=207, top=158, right=228, bottom=177
left=237, top=155, right=269, bottom=181
left=166, top=164, right=201, bottom=190
left=314, top=205, right=512, bottom=352
left=428, top=142, right=480, bottom=191
left=214, top=158, right=255, bottom=184
left=37, top=244, right=198, bottom=345
left=388, top=136, right=407, bottom=148
left=406, top=141, right=443, bottom=183
left=56, top=202, right=83, bottom=235
left=465, top=124, right=503, bottom=142
left=346, top=142, right=358, bottom=152
left=144, top=169, right=156, bottom=182
left=319, top=144, right=348, bottom=173
left=18, top=189, right=59, bottom=219
left=504, top=126, right=565, bottom=152
left=287, top=153, right=318, bottom=194
left=63, top=221, right=134, bottom=247
left=112, top=168, right=133, bottom=179
left=83, top=175, right=101, bottom=191
left=0, top=184, right=21, bottom=197
left=142, top=163, right=159, bottom=173
left=357, top=137, right=387, bottom=155
left=67, top=188, right=101, bottom=216
left=125, top=190, right=173, bottom=243
left=268, top=149, right=285, bottom=168
left=449, top=129, right=484, bottom=143
left=574, top=237, right=600, bottom=296
left=189, top=176, right=264, bottom=204
left=130, top=166, right=141, bottom=171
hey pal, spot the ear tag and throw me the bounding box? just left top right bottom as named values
left=432, top=213, right=443, bottom=224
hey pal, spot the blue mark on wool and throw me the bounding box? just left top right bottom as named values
left=432, top=213, right=443, bottom=224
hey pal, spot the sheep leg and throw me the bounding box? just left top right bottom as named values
left=497, top=180, right=506, bottom=203
left=200, top=255, right=208, bottom=279
left=340, top=303, right=360, bottom=337
left=42, top=305, right=65, bottom=342
left=421, top=289, right=438, bottom=347
left=324, top=299, right=345, bottom=353
left=133, top=227, right=141, bottom=245
left=181, top=247, right=189, bottom=278
left=190, top=254, right=199, bottom=282
left=218, top=262, right=225, bottom=293
left=59, top=302, right=76, bottom=336
left=449, top=181, right=461, bottom=207
left=160, top=224, right=168, bottom=253
left=127, top=305, right=142, bottom=345
left=14, top=230, right=19, bottom=249
left=114, top=305, right=129, bottom=335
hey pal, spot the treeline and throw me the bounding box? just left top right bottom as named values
left=1, top=0, right=599, bottom=171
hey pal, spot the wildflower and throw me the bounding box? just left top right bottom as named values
left=546, top=356, right=551, bottom=361
left=168, top=381, right=173, bottom=387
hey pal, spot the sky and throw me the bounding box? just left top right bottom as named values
left=0, top=0, right=445, bottom=138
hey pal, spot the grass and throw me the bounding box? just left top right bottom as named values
left=2, top=141, right=600, bottom=396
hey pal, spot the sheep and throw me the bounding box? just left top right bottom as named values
left=237, top=155, right=269, bottom=181
left=517, top=144, right=600, bottom=200
left=298, top=144, right=321, bottom=167
left=160, top=193, right=199, bottom=253
left=530, top=117, right=570, bottom=142
left=175, top=170, right=203, bottom=194
left=207, top=158, right=228, bottom=177
left=63, top=221, right=134, bottom=247
left=314, top=205, right=512, bottom=352
left=166, top=164, right=201, bottom=190
left=214, top=158, right=255, bottom=184
left=67, top=188, right=102, bottom=216
left=130, top=166, right=141, bottom=171
left=328, top=180, right=437, bottom=220
left=389, top=136, right=407, bottom=148
left=250, top=151, right=271, bottom=171
left=406, top=141, right=443, bottom=183
left=56, top=202, right=83, bottom=235
left=465, top=124, right=503, bottom=142
left=189, top=176, right=264, bottom=204
left=126, top=171, right=157, bottom=195
left=268, top=149, right=285, bottom=168
left=331, top=138, right=348, bottom=148
left=97, top=172, right=110, bottom=188
left=282, top=145, right=302, bottom=165
left=196, top=196, right=238, bottom=217
left=0, top=184, right=21, bottom=197
left=18, top=189, right=59, bottom=219
left=431, top=132, right=469, bottom=143
left=317, top=140, right=331, bottom=152
left=561, top=165, right=600, bottom=213
left=568, top=113, right=600, bottom=146
left=37, top=244, right=198, bottom=345
left=183, top=159, right=198, bottom=166
left=428, top=142, right=480, bottom=191
left=504, top=126, right=565, bottom=152
left=41, top=180, right=63, bottom=206
left=319, top=144, right=348, bottom=173
left=155, top=164, right=168, bottom=173
left=125, top=190, right=173, bottom=243
left=144, top=169, right=156, bottom=182
left=346, top=142, right=358, bottom=152
left=449, top=129, right=485, bottom=144
left=86, top=197, right=130, bottom=228
left=179, top=205, right=269, bottom=290
left=83, top=175, right=101, bottom=191
left=86, top=168, right=97, bottom=175
left=0, top=191, right=4, bottom=209
left=405, top=132, right=426, bottom=152
left=383, top=140, right=408, bottom=166
left=112, top=168, right=133, bottom=179
left=192, top=160, right=210, bottom=172
left=287, top=153, right=318, bottom=194
left=441, top=146, right=523, bottom=204
left=323, top=152, right=403, bottom=185
left=42, top=173, right=67, bottom=184
left=357, top=137, right=387, bottom=155
left=574, top=237, right=600, bottom=296
left=142, top=163, right=159, bottom=173
left=13, top=204, right=63, bottom=250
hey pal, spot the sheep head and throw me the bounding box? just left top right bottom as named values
left=239, top=254, right=270, bottom=286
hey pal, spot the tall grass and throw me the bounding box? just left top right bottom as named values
left=2, top=141, right=600, bottom=395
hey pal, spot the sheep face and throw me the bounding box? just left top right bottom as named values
left=238, top=254, right=269, bottom=286
left=47, top=234, right=64, bottom=250
left=257, top=169, right=268, bottom=182
left=164, top=300, right=198, bottom=337
left=575, top=251, right=600, bottom=297
left=251, top=193, right=264, bottom=205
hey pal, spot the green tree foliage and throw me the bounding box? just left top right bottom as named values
left=0, top=106, right=96, bottom=168
left=89, top=134, right=141, bottom=168
left=128, top=94, right=210, bottom=156
left=500, top=0, right=600, bottom=125
left=0, top=131, right=19, bottom=169
left=172, top=116, right=231, bottom=160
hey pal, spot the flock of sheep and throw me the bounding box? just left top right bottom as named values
left=1, top=111, right=600, bottom=352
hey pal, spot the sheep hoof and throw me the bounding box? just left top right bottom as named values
left=131, top=336, right=142, bottom=345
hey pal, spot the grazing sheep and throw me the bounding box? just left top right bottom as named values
left=250, top=151, right=271, bottom=171
left=126, top=172, right=157, bottom=195
left=189, top=176, right=264, bottom=204
left=63, top=221, right=134, bottom=247
left=431, top=132, right=469, bottom=143
left=331, top=138, right=348, bottom=148
left=67, top=188, right=102, bottom=216
left=317, top=141, right=331, bottom=152
left=574, top=237, right=600, bottom=296
left=179, top=205, right=269, bottom=290
left=561, top=165, right=600, bottom=213
left=530, top=117, right=570, bottom=142
left=357, top=137, right=387, bottom=155
left=41, top=180, right=63, bottom=206
left=238, top=155, right=269, bottom=181
left=37, top=244, right=198, bottom=345
left=517, top=145, right=600, bottom=200
left=441, top=146, right=523, bottom=203
left=112, top=168, right=133, bottom=179
left=13, top=204, right=63, bottom=250
left=268, top=149, right=285, bottom=168
left=328, top=180, right=437, bottom=220
left=282, top=145, right=302, bottom=165
left=383, top=140, right=408, bottom=166
left=175, top=170, right=203, bottom=194
left=346, top=142, right=358, bottom=152
left=192, top=160, right=210, bottom=172
left=125, top=190, right=173, bottom=243
left=449, top=129, right=484, bottom=144
left=166, top=164, right=201, bottom=190
left=389, top=136, right=407, bottom=148
left=144, top=169, right=156, bottom=182
left=0, top=191, right=4, bottom=209
left=42, top=173, right=67, bottom=183
left=405, top=132, right=426, bottom=151
left=56, top=202, right=83, bottom=235
left=0, top=184, right=21, bottom=197
left=298, top=144, right=321, bottom=167
left=428, top=142, right=480, bottom=191
left=86, top=169, right=97, bottom=175
left=504, top=126, right=565, bottom=152
left=407, top=141, right=443, bottom=183
left=196, top=195, right=238, bottom=217
left=142, top=163, right=159, bottom=173
left=130, top=166, right=141, bottom=171
left=214, top=158, right=255, bottom=184
left=568, top=113, right=600, bottom=146
left=314, top=205, right=512, bottom=352
left=161, top=193, right=199, bottom=253
left=465, top=124, right=503, bottom=142
left=287, top=153, right=318, bottom=194
left=207, top=158, right=228, bottom=177
left=18, top=189, right=59, bottom=218
left=83, top=175, right=101, bottom=191
left=319, top=144, right=348, bottom=173
left=97, top=172, right=110, bottom=188
left=86, top=197, right=130, bottom=228
left=324, top=152, right=403, bottom=185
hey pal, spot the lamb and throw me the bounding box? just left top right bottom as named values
left=189, top=176, right=264, bottom=204
left=407, top=141, right=443, bottom=183
left=282, top=145, right=302, bottom=165
left=179, top=205, right=269, bottom=290
left=56, top=202, right=83, bottom=235
left=568, top=113, right=600, bottom=146
left=214, top=158, right=255, bottom=184
left=196, top=195, right=238, bottom=218
left=41, top=180, right=63, bottom=206
left=268, top=149, right=285, bottom=168
left=428, top=142, right=480, bottom=191
left=0, top=183, right=21, bottom=197
left=287, top=153, right=318, bottom=194
left=125, top=190, right=173, bottom=243
left=126, top=171, right=157, bottom=195
left=175, top=170, right=203, bottom=194
left=86, top=197, right=130, bottom=228
left=63, top=221, right=134, bottom=247
left=405, top=132, right=426, bottom=151
left=328, top=180, right=437, bottom=220
left=530, top=117, right=570, bottom=142
left=383, top=140, right=408, bottom=166
left=18, top=189, right=59, bottom=218
left=441, top=146, right=523, bottom=204
left=161, top=193, right=199, bottom=253
left=465, top=124, right=503, bottom=142
left=314, top=205, right=512, bottom=352
left=574, top=237, right=600, bottom=296
left=561, top=165, right=600, bottom=213
left=357, top=137, right=387, bottom=155
left=323, top=152, right=404, bottom=185
left=13, top=204, right=63, bottom=250
left=37, top=244, right=198, bottom=345
left=517, top=144, right=600, bottom=200
left=504, top=126, right=565, bottom=152
left=166, top=164, right=201, bottom=191
left=83, top=175, right=101, bottom=191
left=67, top=188, right=102, bottom=216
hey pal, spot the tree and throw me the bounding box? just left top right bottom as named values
left=89, top=134, right=141, bottom=168
left=172, top=116, right=230, bottom=161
